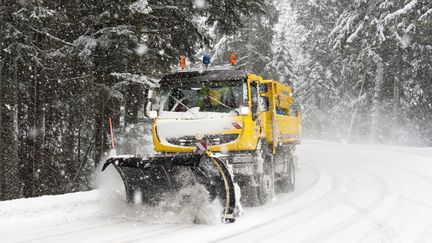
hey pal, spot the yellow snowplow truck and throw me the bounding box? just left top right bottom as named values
left=102, top=69, right=301, bottom=223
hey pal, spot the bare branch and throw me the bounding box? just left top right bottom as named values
left=28, top=26, right=74, bottom=47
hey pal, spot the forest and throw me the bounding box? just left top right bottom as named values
left=0, top=0, right=431, bottom=200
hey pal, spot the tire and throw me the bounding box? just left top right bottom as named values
left=257, top=140, right=275, bottom=205
left=276, top=147, right=295, bottom=193
left=239, top=178, right=259, bottom=207
left=238, top=140, right=275, bottom=207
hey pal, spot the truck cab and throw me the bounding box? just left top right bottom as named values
left=147, top=68, right=301, bottom=206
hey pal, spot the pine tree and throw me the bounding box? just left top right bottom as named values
left=211, top=0, right=277, bottom=75
left=0, top=0, right=272, bottom=200
left=291, top=0, right=432, bottom=144
left=266, top=24, right=296, bottom=85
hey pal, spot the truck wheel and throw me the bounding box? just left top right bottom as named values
left=239, top=179, right=259, bottom=207
left=239, top=140, right=275, bottom=207
left=257, top=141, right=275, bottom=205
left=289, top=157, right=295, bottom=191
left=277, top=150, right=295, bottom=193
left=257, top=156, right=275, bottom=205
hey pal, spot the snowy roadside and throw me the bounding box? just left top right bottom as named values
left=0, top=190, right=103, bottom=232
left=2, top=140, right=432, bottom=243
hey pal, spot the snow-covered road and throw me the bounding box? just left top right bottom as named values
left=2, top=140, right=432, bottom=243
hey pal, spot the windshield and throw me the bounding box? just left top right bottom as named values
left=159, top=81, right=245, bottom=115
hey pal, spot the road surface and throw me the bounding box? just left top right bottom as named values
left=1, top=140, right=432, bottom=243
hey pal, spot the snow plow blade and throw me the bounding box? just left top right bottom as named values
left=101, top=151, right=237, bottom=223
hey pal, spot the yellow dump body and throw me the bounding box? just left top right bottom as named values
left=266, top=80, right=301, bottom=147
left=152, top=72, right=301, bottom=154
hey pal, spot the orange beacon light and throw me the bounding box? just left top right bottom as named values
left=229, top=52, right=236, bottom=66
left=179, top=56, right=186, bottom=69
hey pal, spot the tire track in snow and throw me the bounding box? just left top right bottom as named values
left=348, top=169, right=399, bottom=243
left=301, top=169, right=398, bottom=243
left=354, top=166, right=432, bottom=243
left=356, top=168, right=432, bottom=243
left=393, top=170, right=432, bottom=210
left=59, top=224, right=182, bottom=243
left=3, top=141, right=432, bottom=243
left=113, top=224, right=196, bottom=243
left=0, top=217, right=108, bottom=242
left=211, top=148, right=394, bottom=243
left=404, top=170, right=432, bottom=243
left=4, top=220, right=128, bottom=243
left=206, top=165, right=344, bottom=242
left=0, top=217, right=119, bottom=242
left=241, top=167, right=393, bottom=243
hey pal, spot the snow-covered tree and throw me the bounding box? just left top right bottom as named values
left=0, top=0, right=271, bottom=200
left=266, top=24, right=296, bottom=85
left=291, top=0, right=432, bottom=144
left=329, top=0, right=432, bottom=143
left=211, top=0, right=277, bottom=75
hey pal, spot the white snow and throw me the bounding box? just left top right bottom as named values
left=2, top=140, right=432, bottom=242
left=135, top=43, right=148, bottom=57
left=75, top=36, right=97, bottom=59
left=129, top=0, right=152, bottom=14
left=111, top=72, right=157, bottom=88
left=419, top=8, right=432, bottom=21
left=346, top=22, right=364, bottom=44
left=383, top=0, right=418, bottom=24
left=156, top=115, right=236, bottom=141
left=193, top=0, right=208, bottom=10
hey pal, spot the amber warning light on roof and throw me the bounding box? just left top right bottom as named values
left=230, top=52, right=236, bottom=66
left=179, top=56, right=186, bottom=69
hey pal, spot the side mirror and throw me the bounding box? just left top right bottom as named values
left=146, top=89, right=159, bottom=119
left=148, top=110, right=158, bottom=119
left=259, top=96, right=269, bottom=112
left=147, top=89, right=154, bottom=99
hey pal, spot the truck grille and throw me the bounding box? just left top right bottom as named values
left=166, top=134, right=239, bottom=147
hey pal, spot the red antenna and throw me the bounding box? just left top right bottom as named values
left=108, top=117, right=115, bottom=150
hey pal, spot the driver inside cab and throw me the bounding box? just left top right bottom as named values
left=198, top=88, right=227, bottom=112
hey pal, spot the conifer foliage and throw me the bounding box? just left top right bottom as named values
left=291, top=0, right=432, bottom=144
left=266, top=24, right=296, bottom=85
left=0, top=0, right=268, bottom=200
left=1, top=0, right=430, bottom=201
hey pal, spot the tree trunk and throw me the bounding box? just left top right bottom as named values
left=94, top=108, right=104, bottom=167
left=43, top=79, right=62, bottom=195
left=18, top=89, right=33, bottom=198
left=0, top=57, right=21, bottom=200
left=370, top=60, right=384, bottom=143
left=392, top=76, right=400, bottom=143
left=64, top=108, right=77, bottom=191
left=0, top=3, right=4, bottom=200
left=348, top=71, right=366, bottom=141
left=30, top=70, right=46, bottom=197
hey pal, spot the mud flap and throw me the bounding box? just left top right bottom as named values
left=102, top=152, right=237, bottom=223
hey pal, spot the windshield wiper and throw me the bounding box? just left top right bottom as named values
left=169, top=94, right=197, bottom=117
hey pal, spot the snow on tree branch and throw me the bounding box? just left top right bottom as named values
left=383, top=0, right=418, bottom=24
left=129, top=0, right=152, bottom=14
left=111, top=73, right=158, bottom=89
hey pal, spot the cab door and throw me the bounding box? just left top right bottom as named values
left=248, top=79, right=261, bottom=142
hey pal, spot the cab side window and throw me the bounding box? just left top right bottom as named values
left=250, top=83, right=258, bottom=114
left=276, top=96, right=289, bottom=116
